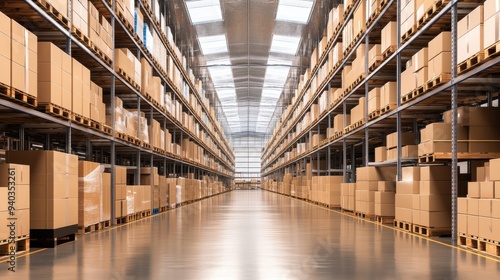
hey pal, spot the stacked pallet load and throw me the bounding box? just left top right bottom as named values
left=89, top=82, right=106, bottom=125
left=114, top=166, right=128, bottom=221
left=375, top=180, right=396, bottom=223
left=367, top=87, right=380, bottom=119
left=0, top=164, right=30, bottom=253
left=484, top=0, right=500, bottom=59
left=379, top=81, right=396, bottom=114
left=115, top=48, right=141, bottom=90
left=368, top=44, right=381, bottom=72
left=283, top=173, right=292, bottom=196
left=341, top=182, right=357, bottom=213
left=349, top=96, right=366, bottom=131
left=426, top=32, right=451, bottom=92
left=395, top=166, right=452, bottom=236
left=72, top=58, right=91, bottom=121
left=72, top=0, right=88, bottom=37
left=88, top=2, right=113, bottom=60
left=417, top=121, right=468, bottom=160
left=355, top=166, right=396, bottom=219
left=401, top=48, right=428, bottom=99
left=400, top=0, right=416, bottom=41
left=457, top=5, right=483, bottom=73
left=6, top=150, right=78, bottom=247
left=116, top=0, right=135, bottom=28
left=11, top=17, right=37, bottom=101
left=78, top=161, right=103, bottom=233
left=458, top=159, right=500, bottom=256
left=381, top=22, right=397, bottom=57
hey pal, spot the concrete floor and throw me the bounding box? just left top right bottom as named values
left=1, top=190, right=499, bottom=279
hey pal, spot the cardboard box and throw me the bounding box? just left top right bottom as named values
left=468, top=126, right=500, bottom=153
left=375, top=146, right=387, bottom=162
left=419, top=181, right=451, bottom=195
left=428, top=32, right=451, bottom=60
left=468, top=198, right=479, bottom=215
left=427, top=50, right=451, bottom=79
left=381, top=21, right=397, bottom=53
left=368, top=87, right=380, bottom=114
left=0, top=163, right=30, bottom=186
left=378, top=181, right=395, bottom=192
left=412, top=194, right=420, bottom=209
left=492, top=199, right=500, bottom=218
left=458, top=197, right=468, bottom=214
left=467, top=214, right=479, bottom=236
left=357, top=166, right=397, bottom=181
left=380, top=81, right=397, bottom=107
left=420, top=166, right=451, bottom=181
left=457, top=213, right=467, bottom=234
left=402, top=166, right=420, bottom=182
left=420, top=211, right=451, bottom=228
left=480, top=181, right=495, bottom=199
left=419, top=195, right=451, bottom=212
left=458, top=5, right=484, bottom=38
left=457, top=24, right=484, bottom=64
left=484, top=11, right=500, bottom=48
left=479, top=217, right=493, bottom=240
left=443, top=107, right=500, bottom=126
left=395, top=207, right=412, bottom=223
left=395, top=194, right=413, bottom=208
left=468, top=182, right=480, bottom=198
left=397, top=181, right=420, bottom=194
left=386, top=132, right=415, bottom=149
left=479, top=199, right=492, bottom=217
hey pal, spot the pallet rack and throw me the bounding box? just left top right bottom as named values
left=261, top=0, right=499, bottom=243
left=0, top=0, right=235, bottom=227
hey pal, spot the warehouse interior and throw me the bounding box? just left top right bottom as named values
left=1, top=0, right=500, bottom=278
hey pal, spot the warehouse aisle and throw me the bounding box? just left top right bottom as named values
left=1, top=190, right=500, bottom=279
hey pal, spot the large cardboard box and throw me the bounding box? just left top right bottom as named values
left=7, top=150, right=78, bottom=230
left=397, top=181, right=420, bottom=194
left=484, top=12, right=500, bottom=48
left=420, top=211, right=451, bottom=227
left=428, top=32, right=451, bottom=60
left=78, top=161, right=101, bottom=227
left=375, top=146, right=387, bottom=162
left=443, top=107, right=500, bottom=126
left=427, top=52, right=451, bottom=79
left=380, top=81, right=397, bottom=107
left=402, top=166, right=420, bottom=182
left=38, top=42, right=64, bottom=107
left=381, top=21, right=397, bottom=53
left=419, top=181, right=451, bottom=195
left=386, top=132, right=415, bottom=149
left=0, top=12, right=11, bottom=87
left=457, top=25, right=484, bottom=64
left=468, top=126, right=500, bottom=153
left=357, top=166, right=397, bottom=182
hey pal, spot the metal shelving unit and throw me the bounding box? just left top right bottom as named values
left=261, top=0, right=496, bottom=243
left=0, top=0, right=235, bottom=226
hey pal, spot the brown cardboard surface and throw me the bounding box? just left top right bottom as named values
left=468, top=198, right=479, bottom=215
left=458, top=213, right=467, bottom=234
left=397, top=181, right=420, bottom=194
left=402, top=166, right=420, bottom=182
left=395, top=194, right=413, bottom=208
left=468, top=182, right=480, bottom=198
left=419, top=195, right=451, bottom=212
left=419, top=181, right=451, bottom=195
left=0, top=163, right=30, bottom=186
left=375, top=146, right=387, bottom=162
left=428, top=32, right=451, bottom=60
left=458, top=197, right=468, bottom=214
left=468, top=215, right=479, bottom=236
left=419, top=211, right=451, bottom=228
left=420, top=166, right=451, bottom=181
left=480, top=181, right=495, bottom=199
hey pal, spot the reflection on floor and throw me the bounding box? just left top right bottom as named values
left=0, top=190, right=499, bottom=279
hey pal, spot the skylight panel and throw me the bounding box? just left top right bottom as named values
left=276, top=0, right=314, bottom=24
left=186, top=0, right=223, bottom=24
left=198, top=35, right=228, bottom=55
left=270, top=35, right=300, bottom=55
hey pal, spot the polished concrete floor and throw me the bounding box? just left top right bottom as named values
left=1, top=190, right=500, bottom=279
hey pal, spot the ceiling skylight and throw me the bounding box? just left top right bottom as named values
left=186, top=0, right=223, bottom=24
left=276, top=0, right=314, bottom=24
left=270, top=35, right=300, bottom=55
left=198, top=35, right=228, bottom=55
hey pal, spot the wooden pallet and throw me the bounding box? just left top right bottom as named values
left=10, top=87, right=37, bottom=107
left=89, top=42, right=112, bottom=66
left=142, top=142, right=152, bottom=150
left=382, top=45, right=397, bottom=60
left=376, top=216, right=394, bottom=224
left=425, top=73, right=452, bottom=92
left=412, top=224, right=451, bottom=237
left=117, top=68, right=140, bottom=90
left=457, top=52, right=485, bottom=75
left=38, top=103, right=71, bottom=119
left=34, top=0, right=70, bottom=28
left=356, top=212, right=376, bottom=221
left=401, top=25, right=417, bottom=43
left=116, top=10, right=134, bottom=35
left=78, top=220, right=109, bottom=235
left=101, top=124, right=112, bottom=135
left=417, top=0, right=450, bottom=28
left=458, top=235, right=500, bottom=257
left=72, top=113, right=91, bottom=126
left=484, top=41, right=500, bottom=60
left=344, top=74, right=365, bottom=94
left=71, top=26, right=91, bottom=46
left=0, top=235, right=30, bottom=255
left=368, top=110, right=381, bottom=120
left=394, top=220, right=412, bottom=232
left=368, top=58, right=382, bottom=72
left=341, top=209, right=356, bottom=216
left=380, top=104, right=396, bottom=114
left=418, top=152, right=500, bottom=163
left=343, top=3, right=354, bottom=19
left=401, top=85, right=425, bottom=104
left=160, top=206, right=169, bottom=213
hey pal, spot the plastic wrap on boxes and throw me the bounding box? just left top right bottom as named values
left=134, top=8, right=144, bottom=42
left=115, top=105, right=126, bottom=133
left=79, top=164, right=104, bottom=227
left=126, top=187, right=135, bottom=215
left=143, top=25, right=153, bottom=53
left=176, top=185, right=182, bottom=204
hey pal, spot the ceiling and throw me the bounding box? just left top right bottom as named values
left=164, top=0, right=334, bottom=138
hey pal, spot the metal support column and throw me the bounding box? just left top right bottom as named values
left=351, top=144, right=356, bottom=182
left=343, top=98, right=347, bottom=182
left=19, top=125, right=25, bottom=150
left=110, top=1, right=116, bottom=225
left=364, top=31, right=370, bottom=166
left=451, top=0, right=459, bottom=244
left=86, top=140, right=92, bottom=161
left=396, top=0, right=403, bottom=181
left=66, top=126, right=71, bottom=154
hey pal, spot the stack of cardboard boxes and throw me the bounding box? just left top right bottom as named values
left=89, top=82, right=106, bottom=124
left=72, top=58, right=91, bottom=118
left=78, top=161, right=102, bottom=229
left=381, top=22, right=397, bottom=54
left=38, top=42, right=70, bottom=109
left=327, top=4, right=344, bottom=40
left=459, top=159, right=500, bottom=241
left=484, top=0, right=500, bottom=50
left=88, top=1, right=113, bottom=59
left=379, top=81, right=396, bottom=110
left=443, top=107, right=500, bottom=153
left=417, top=121, right=468, bottom=156
left=115, top=48, right=141, bottom=89
left=11, top=17, right=37, bottom=97
left=427, top=32, right=451, bottom=82
left=368, top=87, right=380, bottom=116
left=375, top=181, right=396, bottom=218
left=350, top=97, right=366, bottom=125
left=116, top=0, right=135, bottom=27
left=6, top=150, right=78, bottom=236
left=341, top=183, right=357, bottom=212
left=0, top=164, right=30, bottom=239
left=368, top=44, right=381, bottom=70
left=355, top=166, right=396, bottom=216
left=72, top=0, right=89, bottom=37
left=401, top=48, right=428, bottom=96
left=400, top=0, right=416, bottom=38
left=0, top=12, right=10, bottom=87
left=458, top=6, right=484, bottom=65
left=113, top=167, right=127, bottom=218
